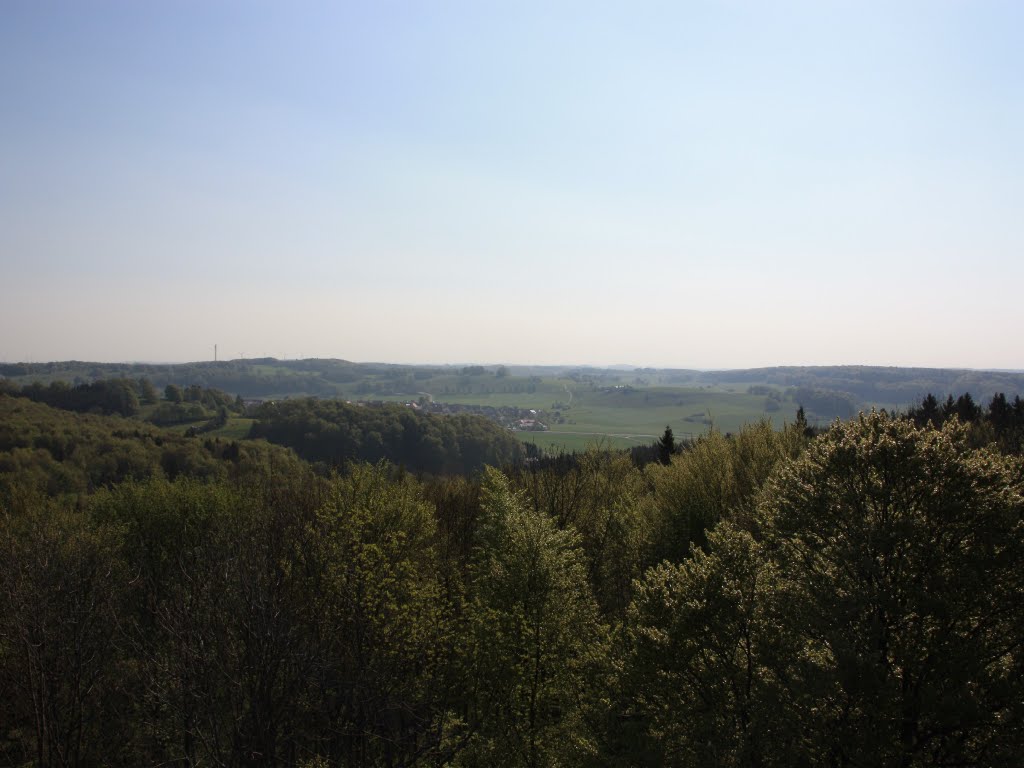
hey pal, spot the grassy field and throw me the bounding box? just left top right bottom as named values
left=517, top=431, right=649, bottom=452
left=512, top=388, right=788, bottom=451
left=208, top=417, right=255, bottom=440
left=337, top=374, right=794, bottom=451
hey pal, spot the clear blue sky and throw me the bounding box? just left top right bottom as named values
left=2, top=1, right=1021, bottom=368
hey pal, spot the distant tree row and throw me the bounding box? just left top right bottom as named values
left=701, top=364, right=1024, bottom=405
left=249, top=398, right=524, bottom=476
left=1, top=377, right=145, bottom=417
left=0, top=359, right=415, bottom=398
left=906, top=391, right=1024, bottom=453
left=792, top=385, right=858, bottom=421
left=0, top=376, right=246, bottom=425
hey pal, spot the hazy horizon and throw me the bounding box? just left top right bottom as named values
left=5, top=354, right=1024, bottom=377
left=3, top=2, right=1022, bottom=370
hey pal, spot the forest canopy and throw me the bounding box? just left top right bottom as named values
left=0, top=387, right=1022, bottom=766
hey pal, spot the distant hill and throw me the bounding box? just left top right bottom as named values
left=689, top=366, right=1024, bottom=405
left=4, top=360, right=1023, bottom=430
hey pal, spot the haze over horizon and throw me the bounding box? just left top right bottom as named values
left=3, top=2, right=1021, bottom=370
left=4, top=354, right=1024, bottom=378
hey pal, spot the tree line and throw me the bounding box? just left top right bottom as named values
left=248, top=399, right=524, bottom=477
left=905, top=391, right=1024, bottom=453
left=0, top=377, right=245, bottom=424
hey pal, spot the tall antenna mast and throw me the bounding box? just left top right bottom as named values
left=214, top=344, right=217, bottom=362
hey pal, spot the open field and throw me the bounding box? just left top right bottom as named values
left=510, top=385, right=787, bottom=451
left=144, top=415, right=255, bottom=440
left=208, top=417, right=256, bottom=440
left=517, top=431, right=653, bottom=452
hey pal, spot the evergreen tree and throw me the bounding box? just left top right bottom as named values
left=918, top=392, right=940, bottom=426
left=794, top=404, right=814, bottom=436
left=656, top=425, right=676, bottom=465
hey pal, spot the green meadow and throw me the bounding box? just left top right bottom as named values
left=510, top=384, right=788, bottom=451
left=208, top=417, right=256, bottom=440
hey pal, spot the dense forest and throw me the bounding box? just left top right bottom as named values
left=1, top=386, right=1022, bottom=766
left=0, top=396, right=300, bottom=498
left=248, top=399, right=523, bottom=475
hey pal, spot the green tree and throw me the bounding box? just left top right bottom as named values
left=515, top=449, right=655, bottom=618
left=138, top=377, right=159, bottom=405
left=164, top=383, right=183, bottom=403
left=88, top=475, right=324, bottom=766
left=457, top=468, right=608, bottom=767
left=656, top=425, right=676, bottom=465
left=646, top=420, right=804, bottom=560
left=759, top=411, right=1024, bottom=766
left=614, top=412, right=1024, bottom=767
left=0, top=494, right=128, bottom=766
left=616, top=522, right=792, bottom=767
left=304, top=463, right=453, bottom=765
left=794, top=404, right=813, bottom=436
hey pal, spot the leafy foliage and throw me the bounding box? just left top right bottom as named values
left=645, top=419, right=806, bottom=559
left=616, top=411, right=1024, bottom=767
left=759, top=412, right=1024, bottom=765
left=618, top=523, right=789, bottom=767
left=456, top=468, right=608, bottom=767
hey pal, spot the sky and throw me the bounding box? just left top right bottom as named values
left=1, top=1, right=1022, bottom=369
